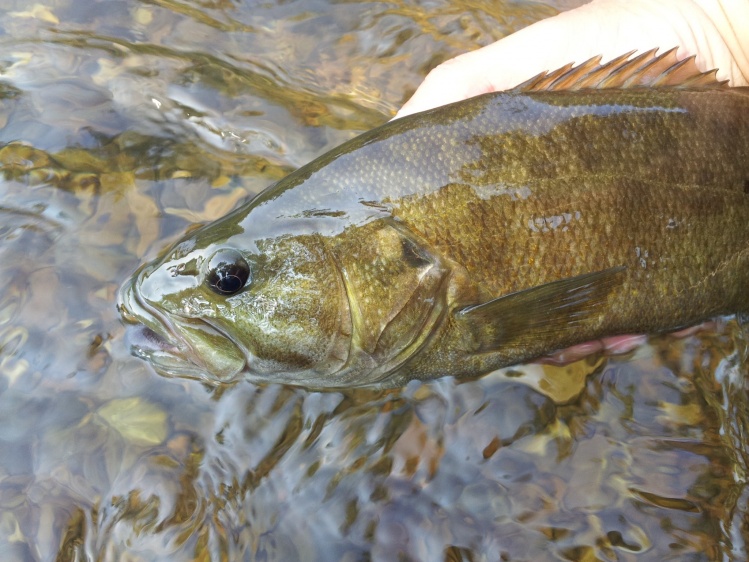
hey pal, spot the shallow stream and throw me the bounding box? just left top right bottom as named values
left=1, top=1, right=748, bottom=560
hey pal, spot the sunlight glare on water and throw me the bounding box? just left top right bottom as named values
left=0, top=0, right=748, bottom=560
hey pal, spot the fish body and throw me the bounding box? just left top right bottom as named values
left=119, top=84, right=749, bottom=388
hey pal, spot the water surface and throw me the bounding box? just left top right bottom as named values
left=1, top=0, right=748, bottom=560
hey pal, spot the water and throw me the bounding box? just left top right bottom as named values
left=1, top=0, right=748, bottom=560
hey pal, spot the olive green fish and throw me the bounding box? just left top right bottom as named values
left=118, top=51, right=749, bottom=388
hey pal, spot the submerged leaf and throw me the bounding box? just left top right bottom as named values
left=97, top=397, right=168, bottom=446
left=656, top=402, right=705, bottom=427
left=10, top=4, right=60, bottom=24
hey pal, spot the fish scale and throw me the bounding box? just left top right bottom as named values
left=119, top=83, right=749, bottom=388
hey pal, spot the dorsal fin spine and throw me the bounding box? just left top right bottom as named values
left=510, top=47, right=726, bottom=92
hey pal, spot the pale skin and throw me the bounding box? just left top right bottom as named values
left=395, top=0, right=749, bottom=361
left=397, top=0, right=749, bottom=118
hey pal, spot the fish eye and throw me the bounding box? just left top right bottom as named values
left=205, top=249, right=250, bottom=296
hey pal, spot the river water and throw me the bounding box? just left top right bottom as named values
left=1, top=0, right=748, bottom=560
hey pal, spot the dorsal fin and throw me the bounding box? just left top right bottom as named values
left=511, top=48, right=727, bottom=92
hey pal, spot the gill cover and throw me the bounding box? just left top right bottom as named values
left=326, top=218, right=451, bottom=385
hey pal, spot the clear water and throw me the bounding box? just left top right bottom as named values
left=1, top=0, right=748, bottom=560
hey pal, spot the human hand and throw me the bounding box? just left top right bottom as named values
left=396, top=0, right=749, bottom=118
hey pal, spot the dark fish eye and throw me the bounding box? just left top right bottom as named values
left=205, top=249, right=250, bottom=296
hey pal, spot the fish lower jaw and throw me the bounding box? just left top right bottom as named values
left=123, top=322, right=244, bottom=384
left=127, top=324, right=179, bottom=353
left=132, top=341, right=245, bottom=385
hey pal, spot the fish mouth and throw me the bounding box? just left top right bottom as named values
left=124, top=324, right=212, bottom=380
left=117, top=272, right=246, bottom=384
left=127, top=325, right=177, bottom=353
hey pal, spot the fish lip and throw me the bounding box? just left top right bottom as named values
left=117, top=269, right=247, bottom=384
left=117, top=267, right=184, bottom=349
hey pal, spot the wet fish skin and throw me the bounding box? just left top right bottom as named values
left=119, top=86, right=749, bottom=388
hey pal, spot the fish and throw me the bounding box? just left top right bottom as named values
left=118, top=49, right=749, bottom=388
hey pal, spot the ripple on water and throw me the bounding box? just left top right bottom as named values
left=0, top=0, right=747, bottom=560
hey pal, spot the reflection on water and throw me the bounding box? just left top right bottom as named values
left=0, top=0, right=747, bottom=560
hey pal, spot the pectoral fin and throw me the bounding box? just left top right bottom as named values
left=456, top=267, right=626, bottom=352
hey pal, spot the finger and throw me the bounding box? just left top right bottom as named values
left=394, top=17, right=570, bottom=119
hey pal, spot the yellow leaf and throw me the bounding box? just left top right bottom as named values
left=538, top=360, right=601, bottom=404
left=10, top=5, right=59, bottom=24
left=165, top=187, right=248, bottom=222
left=124, top=187, right=160, bottom=258
left=657, top=402, right=704, bottom=427
left=97, top=397, right=168, bottom=446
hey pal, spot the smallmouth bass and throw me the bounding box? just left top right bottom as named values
left=118, top=53, right=749, bottom=388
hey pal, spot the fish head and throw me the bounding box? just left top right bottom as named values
left=118, top=199, right=463, bottom=388
left=117, top=211, right=352, bottom=386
